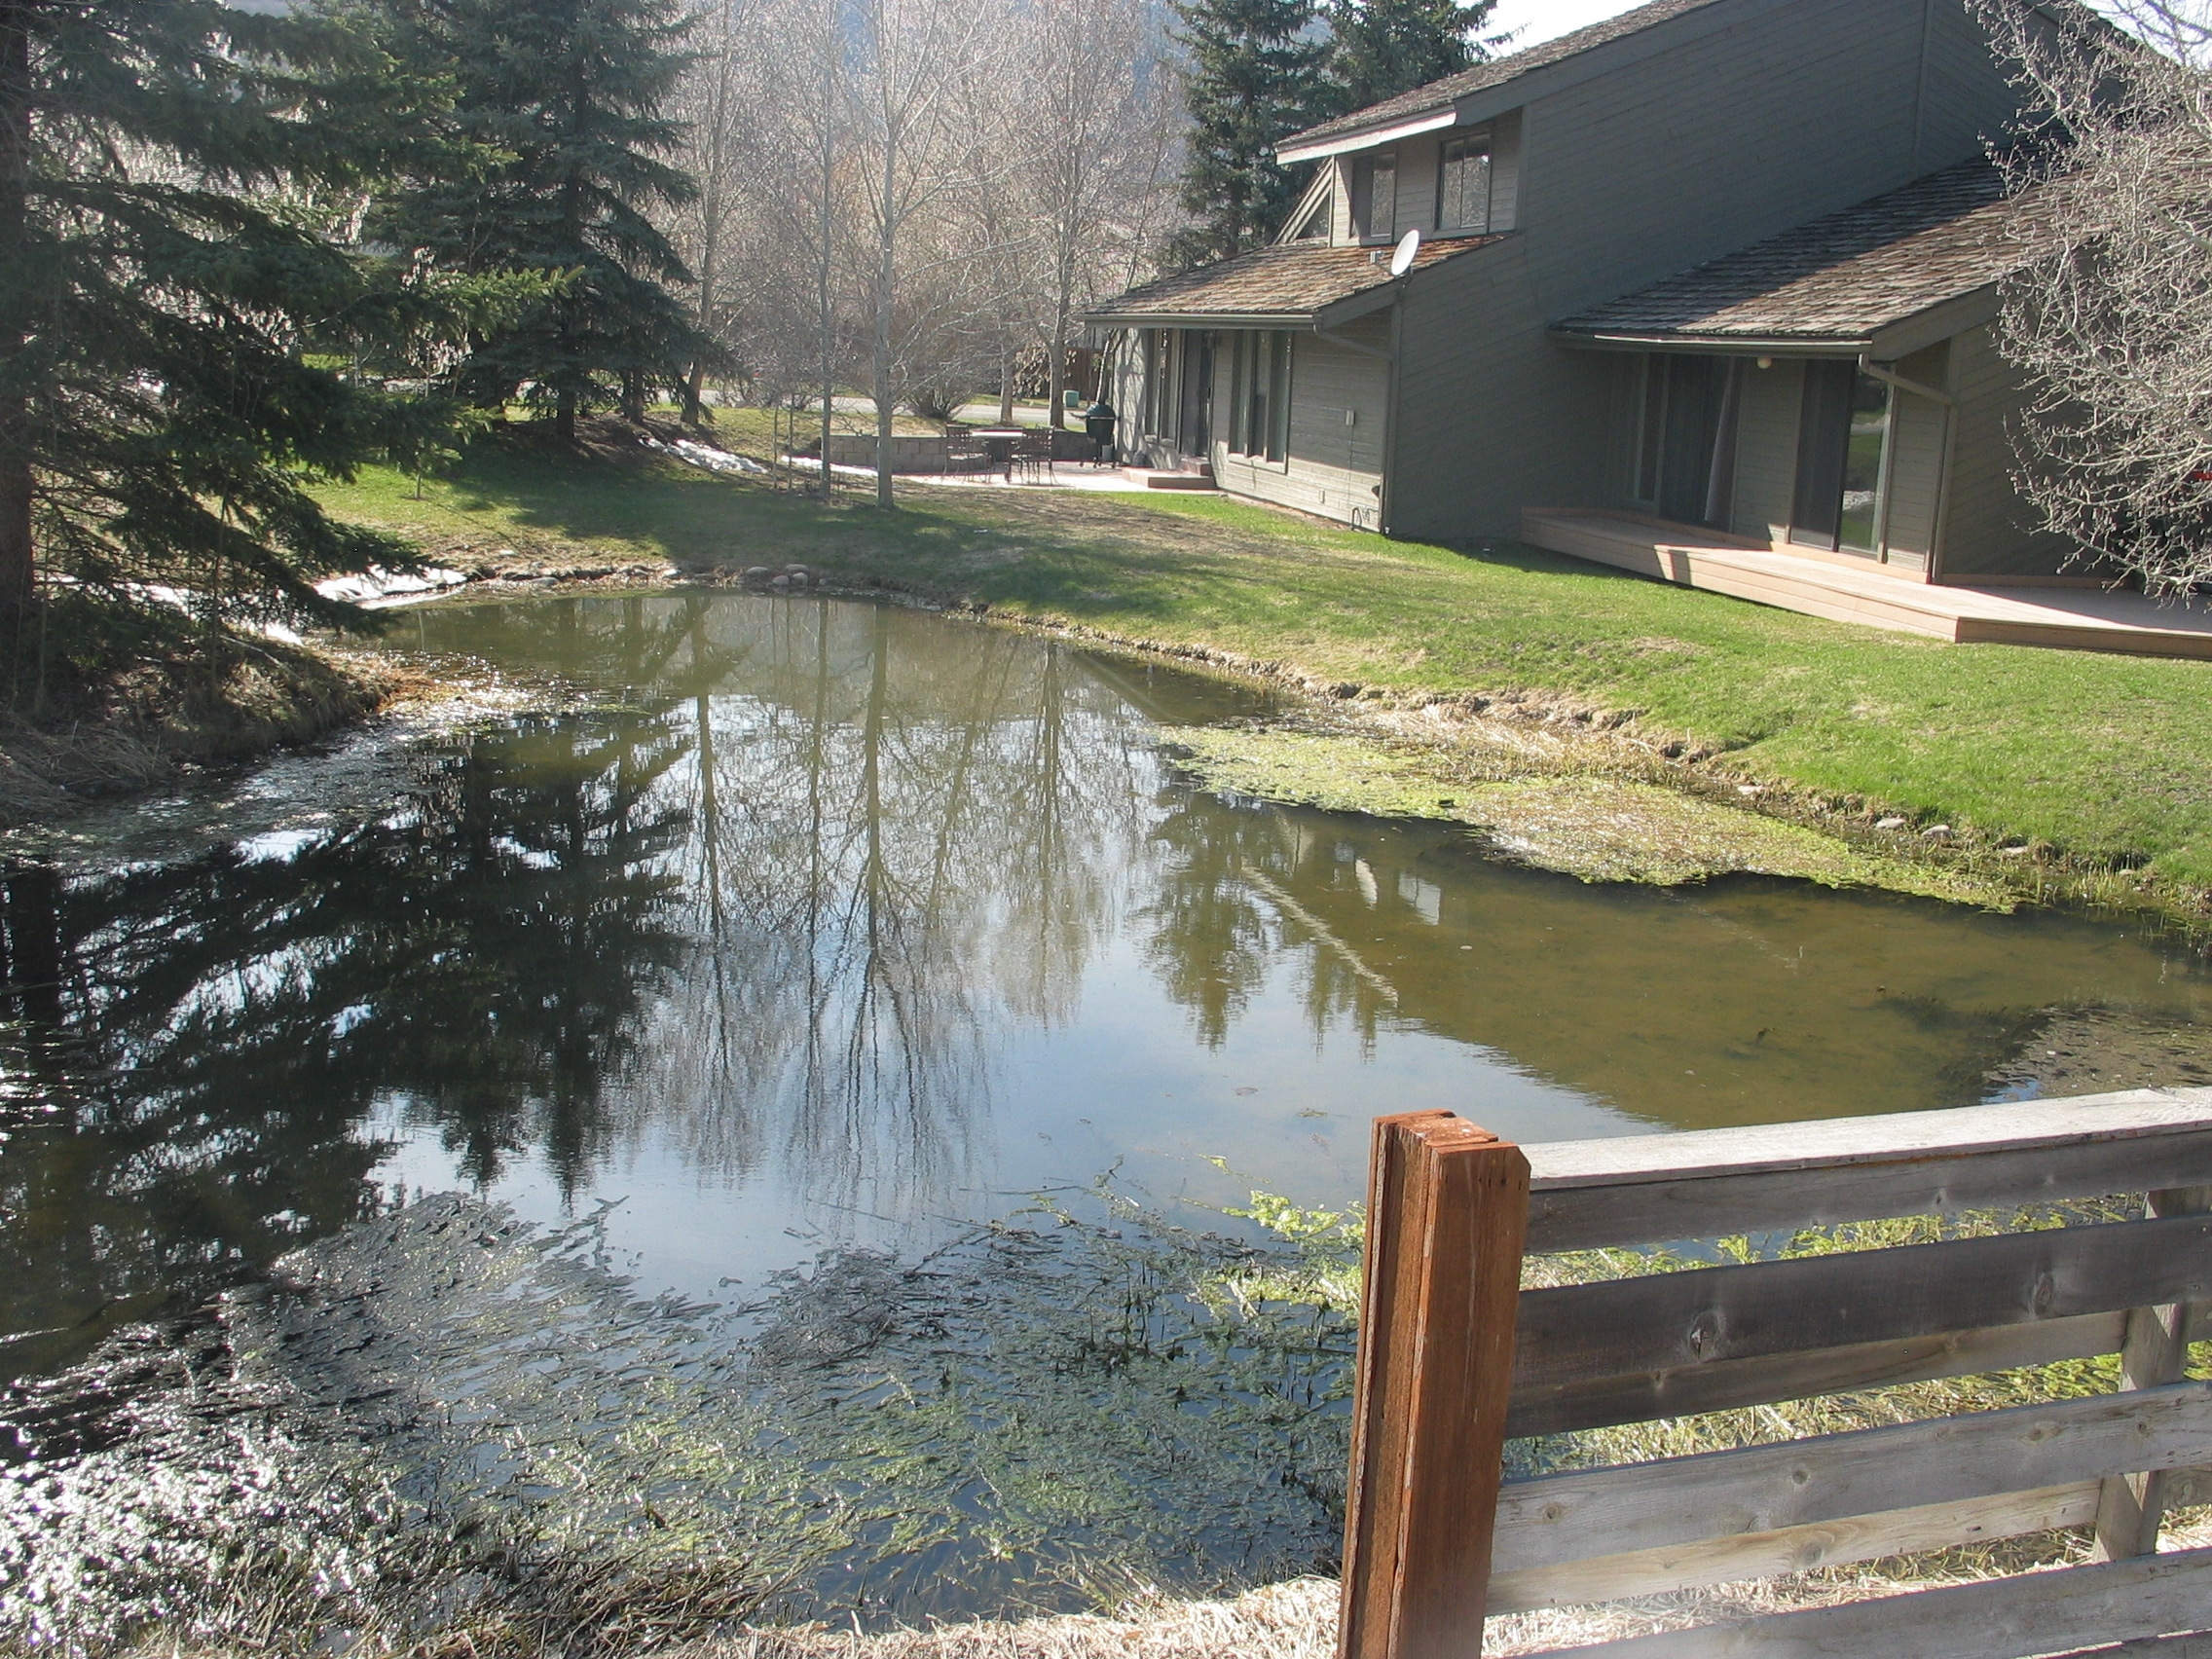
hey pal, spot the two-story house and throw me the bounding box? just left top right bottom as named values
left=1086, top=0, right=2082, bottom=592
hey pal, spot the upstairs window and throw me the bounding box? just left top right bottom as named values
left=1351, top=151, right=1397, bottom=241
left=1437, top=135, right=1492, bottom=233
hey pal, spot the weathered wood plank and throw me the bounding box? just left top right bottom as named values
left=1512, top=1213, right=2212, bottom=1394
left=1487, top=1481, right=2101, bottom=1613
left=2096, top=1185, right=2212, bottom=1561
left=1506, top=1310, right=2129, bottom=1439
left=1495, top=1379, right=2212, bottom=1576
left=1529, top=1544, right=2212, bottom=1658
left=1523, top=1088, right=2212, bottom=1252
left=1337, top=1112, right=1528, bottom=1659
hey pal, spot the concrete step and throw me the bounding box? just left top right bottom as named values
left=1125, top=466, right=1218, bottom=491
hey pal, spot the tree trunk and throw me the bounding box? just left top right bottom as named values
left=0, top=1, right=35, bottom=629
left=998, top=344, right=1014, bottom=425
left=873, top=122, right=896, bottom=510
left=817, top=1, right=836, bottom=504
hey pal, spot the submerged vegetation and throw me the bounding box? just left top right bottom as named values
left=10, top=1185, right=2201, bottom=1657
left=1, top=1191, right=1355, bottom=1657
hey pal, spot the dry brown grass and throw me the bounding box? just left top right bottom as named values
left=0, top=635, right=399, bottom=827
left=680, top=1556, right=2114, bottom=1659
left=684, top=1581, right=1341, bottom=1659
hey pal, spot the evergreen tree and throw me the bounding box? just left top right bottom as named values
left=373, top=0, right=706, bottom=439
left=1166, top=0, right=1331, bottom=269
left=0, top=0, right=510, bottom=672
left=1325, top=0, right=1493, bottom=113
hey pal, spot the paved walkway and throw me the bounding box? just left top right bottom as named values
left=781, top=454, right=1213, bottom=495
left=1523, top=508, right=2212, bottom=659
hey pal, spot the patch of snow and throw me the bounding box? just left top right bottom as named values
left=315, top=565, right=470, bottom=608
left=642, top=434, right=768, bottom=475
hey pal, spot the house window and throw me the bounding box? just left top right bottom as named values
left=1790, top=360, right=1892, bottom=554
left=1352, top=151, right=1397, bottom=241
left=1230, top=331, right=1293, bottom=462
left=1436, top=135, right=1492, bottom=233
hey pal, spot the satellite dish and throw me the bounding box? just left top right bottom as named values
left=1387, top=228, right=1421, bottom=277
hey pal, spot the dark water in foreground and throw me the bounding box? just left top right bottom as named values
left=5, top=592, right=2211, bottom=1381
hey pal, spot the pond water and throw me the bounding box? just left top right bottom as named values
left=6, top=591, right=2212, bottom=1382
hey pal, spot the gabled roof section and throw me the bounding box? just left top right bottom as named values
left=1550, top=159, right=2039, bottom=350
left=1083, top=234, right=1505, bottom=327
left=1277, top=0, right=1729, bottom=158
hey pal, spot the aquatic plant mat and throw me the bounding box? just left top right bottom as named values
left=1160, top=724, right=1992, bottom=901
left=0, top=1192, right=1353, bottom=1656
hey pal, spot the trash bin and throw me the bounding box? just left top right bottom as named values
left=1083, top=399, right=1117, bottom=465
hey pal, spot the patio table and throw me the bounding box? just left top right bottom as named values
left=970, top=427, right=1025, bottom=480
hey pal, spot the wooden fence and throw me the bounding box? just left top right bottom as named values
left=1337, top=1090, right=2212, bottom=1659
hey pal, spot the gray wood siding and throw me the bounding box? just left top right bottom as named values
left=1379, top=0, right=2025, bottom=543
left=1513, top=0, right=1980, bottom=323
left=1730, top=357, right=1802, bottom=542
left=1388, top=238, right=1615, bottom=539
left=1914, top=0, right=2026, bottom=171
left=1939, top=324, right=2071, bottom=578
left=1213, top=318, right=1390, bottom=526
left=1489, top=109, right=1523, bottom=232
left=1394, top=138, right=1440, bottom=236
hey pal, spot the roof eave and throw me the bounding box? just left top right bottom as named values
left=1082, top=309, right=1327, bottom=328
left=1274, top=107, right=1460, bottom=166
left=1548, top=328, right=1872, bottom=356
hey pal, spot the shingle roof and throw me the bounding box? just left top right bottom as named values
left=1551, top=159, right=2037, bottom=344
left=1280, top=0, right=1727, bottom=153
left=1083, top=234, right=1504, bottom=324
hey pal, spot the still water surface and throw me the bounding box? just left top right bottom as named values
left=6, top=591, right=2209, bottom=1376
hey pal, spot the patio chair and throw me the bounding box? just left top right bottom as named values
left=941, top=424, right=988, bottom=474
left=1012, top=429, right=1055, bottom=484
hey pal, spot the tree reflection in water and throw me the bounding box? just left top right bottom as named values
left=15, top=591, right=2204, bottom=1384
left=0, top=596, right=1163, bottom=1374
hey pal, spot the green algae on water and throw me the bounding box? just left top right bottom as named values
left=1160, top=725, right=2000, bottom=903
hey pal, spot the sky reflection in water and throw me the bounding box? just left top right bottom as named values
left=6, top=592, right=2210, bottom=1369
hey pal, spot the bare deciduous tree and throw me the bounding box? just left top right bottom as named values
left=1984, top=0, right=2212, bottom=592
left=668, top=0, right=1185, bottom=497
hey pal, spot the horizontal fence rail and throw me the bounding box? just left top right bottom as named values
left=1521, top=1088, right=2212, bottom=1252
left=1335, top=1088, right=2212, bottom=1659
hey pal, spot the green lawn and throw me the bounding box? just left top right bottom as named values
left=317, top=434, right=2212, bottom=888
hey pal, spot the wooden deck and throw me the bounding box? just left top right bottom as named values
left=1522, top=507, right=2212, bottom=659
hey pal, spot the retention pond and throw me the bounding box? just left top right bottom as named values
left=6, top=591, right=2212, bottom=1640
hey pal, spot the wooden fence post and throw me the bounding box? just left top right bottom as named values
left=2094, top=1183, right=2212, bottom=1561
left=1339, top=1111, right=1530, bottom=1659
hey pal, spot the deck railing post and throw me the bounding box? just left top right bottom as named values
left=1339, top=1112, right=1530, bottom=1659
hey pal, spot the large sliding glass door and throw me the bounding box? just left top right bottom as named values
left=1790, top=360, right=1893, bottom=556
left=1632, top=354, right=1743, bottom=530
